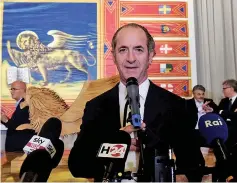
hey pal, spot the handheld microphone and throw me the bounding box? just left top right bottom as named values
left=198, top=113, right=228, bottom=159
left=23, top=117, right=62, bottom=157
left=20, top=118, right=64, bottom=182
left=126, top=77, right=141, bottom=128
left=198, top=113, right=229, bottom=181
left=96, top=130, right=131, bottom=182
left=19, top=149, right=53, bottom=182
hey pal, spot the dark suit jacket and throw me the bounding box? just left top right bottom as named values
left=186, top=98, right=218, bottom=130
left=218, top=97, right=237, bottom=148
left=1, top=98, right=35, bottom=152
left=68, top=81, right=204, bottom=181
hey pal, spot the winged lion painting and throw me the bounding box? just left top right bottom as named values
left=7, top=30, right=96, bottom=85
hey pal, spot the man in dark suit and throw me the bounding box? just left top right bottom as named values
left=186, top=85, right=218, bottom=176
left=186, top=85, right=218, bottom=144
left=68, top=23, right=204, bottom=181
left=204, top=79, right=237, bottom=181
left=1, top=81, right=35, bottom=153
left=217, top=79, right=237, bottom=148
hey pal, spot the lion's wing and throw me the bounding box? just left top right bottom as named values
left=47, top=30, right=88, bottom=49
left=8, top=47, right=29, bottom=67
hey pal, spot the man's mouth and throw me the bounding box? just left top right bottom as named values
left=125, top=67, right=138, bottom=69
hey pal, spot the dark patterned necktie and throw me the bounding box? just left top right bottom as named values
left=123, top=100, right=129, bottom=127
left=228, top=98, right=232, bottom=111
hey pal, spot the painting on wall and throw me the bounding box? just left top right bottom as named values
left=1, top=0, right=100, bottom=102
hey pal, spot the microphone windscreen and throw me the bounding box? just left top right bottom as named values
left=51, top=139, right=64, bottom=168
left=198, top=113, right=228, bottom=144
left=111, top=130, right=131, bottom=145
left=126, top=77, right=138, bottom=86
left=19, top=149, right=53, bottom=182
left=39, top=117, right=62, bottom=142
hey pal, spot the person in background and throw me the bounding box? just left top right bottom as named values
left=1, top=80, right=35, bottom=154
left=218, top=79, right=237, bottom=146
left=186, top=85, right=218, bottom=176
left=186, top=84, right=218, bottom=137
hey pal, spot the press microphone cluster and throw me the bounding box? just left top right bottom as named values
left=96, top=130, right=131, bottom=182
left=20, top=117, right=64, bottom=182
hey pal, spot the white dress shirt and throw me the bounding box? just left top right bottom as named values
left=230, top=94, right=237, bottom=105
left=194, top=99, right=206, bottom=129
left=16, top=98, right=23, bottom=107
left=119, top=79, right=150, bottom=173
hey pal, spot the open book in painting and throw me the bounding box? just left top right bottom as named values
left=7, top=66, right=30, bottom=84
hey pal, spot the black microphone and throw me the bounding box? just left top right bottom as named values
left=19, top=149, right=53, bottom=182
left=38, top=117, right=62, bottom=143
left=198, top=113, right=229, bottom=181
left=38, top=117, right=64, bottom=168
left=126, top=77, right=141, bottom=128
left=96, top=130, right=131, bottom=182
left=20, top=117, right=64, bottom=181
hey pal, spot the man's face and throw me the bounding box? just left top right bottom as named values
left=222, top=84, right=233, bottom=98
left=10, top=82, right=25, bottom=101
left=112, top=27, right=154, bottom=84
left=193, top=89, right=205, bottom=102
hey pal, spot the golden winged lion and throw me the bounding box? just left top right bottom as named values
left=17, top=75, right=120, bottom=136
left=7, top=30, right=96, bottom=85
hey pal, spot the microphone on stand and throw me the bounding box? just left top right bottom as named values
left=168, top=146, right=176, bottom=182
left=126, top=77, right=145, bottom=181
left=154, top=146, right=176, bottom=182
left=126, top=77, right=141, bottom=129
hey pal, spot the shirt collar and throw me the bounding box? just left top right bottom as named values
left=194, top=99, right=204, bottom=105
left=230, top=94, right=237, bottom=103
left=119, top=79, right=150, bottom=100
left=16, top=98, right=23, bottom=107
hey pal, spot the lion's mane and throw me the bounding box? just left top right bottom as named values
left=26, top=86, right=69, bottom=132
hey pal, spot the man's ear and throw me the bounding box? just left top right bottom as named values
left=148, top=51, right=155, bottom=65
left=111, top=51, right=116, bottom=64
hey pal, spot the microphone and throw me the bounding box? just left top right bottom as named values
left=198, top=113, right=229, bottom=181
left=154, top=146, right=176, bottom=182
left=96, top=130, right=131, bottom=182
left=23, top=117, right=62, bottom=157
left=198, top=113, right=228, bottom=158
left=20, top=118, right=64, bottom=181
left=126, top=77, right=141, bottom=128
left=19, top=149, right=53, bottom=182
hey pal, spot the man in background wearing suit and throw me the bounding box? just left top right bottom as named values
left=68, top=23, right=204, bottom=182
left=205, top=79, right=237, bottom=181
left=1, top=80, right=35, bottom=153
left=218, top=79, right=237, bottom=148
left=186, top=85, right=217, bottom=139
left=186, top=85, right=218, bottom=176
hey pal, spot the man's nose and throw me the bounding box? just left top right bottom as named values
left=127, top=50, right=136, bottom=63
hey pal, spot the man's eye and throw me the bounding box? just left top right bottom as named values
left=136, top=48, right=143, bottom=52
left=119, top=48, right=126, bottom=52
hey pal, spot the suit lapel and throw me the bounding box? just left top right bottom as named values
left=107, top=84, right=121, bottom=129
left=231, top=98, right=237, bottom=112
left=143, top=82, right=161, bottom=125
left=192, top=98, right=198, bottom=112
